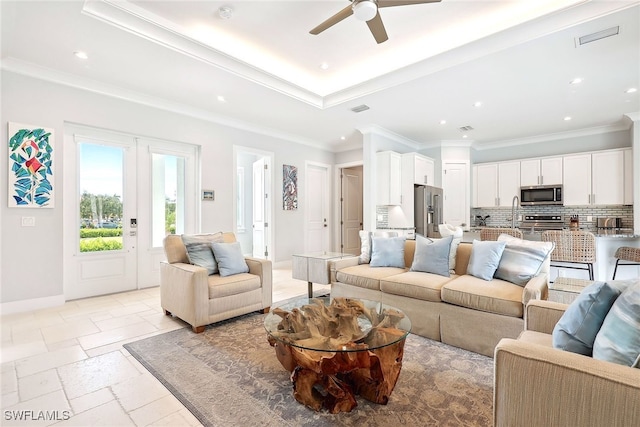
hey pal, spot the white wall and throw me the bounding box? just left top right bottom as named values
left=1, top=71, right=334, bottom=305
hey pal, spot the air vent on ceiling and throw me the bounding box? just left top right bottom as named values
left=459, top=125, right=474, bottom=132
left=351, top=104, right=370, bottom=113
left=577, top=26, right=619, bottom=46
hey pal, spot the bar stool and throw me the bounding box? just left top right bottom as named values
left=480, top=228, right=523, bottom=241
left=542, top=230, right=596, bottom=280
left=612, top=246, right=640, bottom=279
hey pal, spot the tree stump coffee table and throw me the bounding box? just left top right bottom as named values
left=264, top=297, right=411, bottom=413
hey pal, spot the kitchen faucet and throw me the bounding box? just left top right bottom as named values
left=511, top=195, right=519, bottom=229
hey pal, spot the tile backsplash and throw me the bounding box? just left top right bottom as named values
left=470, top=205, right=634, bottom=230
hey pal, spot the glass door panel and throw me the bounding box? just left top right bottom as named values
left=78, top=143, right=124, bottom=253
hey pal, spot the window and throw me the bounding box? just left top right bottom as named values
left=152, top=153, right=186, bottom=247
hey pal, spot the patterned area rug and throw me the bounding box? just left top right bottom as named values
left=124, top=312, right=493, bottom=426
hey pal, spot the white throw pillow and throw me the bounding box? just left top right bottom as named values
left=438, top=224, right=463, bottom=273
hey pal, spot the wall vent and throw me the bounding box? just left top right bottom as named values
left=577, top=26, right=619, bottom=46
left=351, top=104, right=370, bottom=113
left=459, top=125, right=474, bottom=132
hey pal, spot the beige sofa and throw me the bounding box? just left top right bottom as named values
left=494, top=300, right=640, bottom=426
left=161, top=233, right=272, bottom=332
left=330, top=240, right=548, bottom=357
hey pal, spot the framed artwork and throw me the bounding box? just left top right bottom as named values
left=8, top=122, right=54, bottom=208
left=202, top=190, right=215, bottom=201
left=283, top=164, right=297, bottom=210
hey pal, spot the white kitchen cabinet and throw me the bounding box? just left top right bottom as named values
left=473, top=161, right=519, bottom=207
left=498, top=161, right=521, bottom=207
left=592, top=150, right=625, bottom=205
left=624, top=148, right=633, bottom=205
left=563, top=153, right=591, bottom=205
left=402, top=152, right=435, bottom=186
left=377, top=151, right=402, bottom=205
left=563, top=149, right=626, bottom=206
left=521, top=157, right=562, bottom=186
left=474, top=163, right=498, bottom=207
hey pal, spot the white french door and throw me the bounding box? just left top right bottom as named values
left=252, top=158, right=267, bottom=258
left=63, top=124, right=198, bottom=300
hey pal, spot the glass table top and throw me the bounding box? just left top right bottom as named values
left=264, top=297, right=411, bottom=353
left=292, top=252, right=352, bottom=261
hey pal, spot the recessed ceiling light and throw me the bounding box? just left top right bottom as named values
left=217, top=95, right=226, bottom=103
left=340, top=136, right=346, bottom=140
left=570, top=78, right=583, bottom=85
left=473, top=101, right=482, bottom=108
left=218, top=6, right=233, bottom=19
left=319, top=62, right=329, bottom=70
left=564, top=116, right=572, bottom=121
left=462, top=134, right=468, bottom=138
left=74, top=51, right=88, bottom=60
left=625, top=88, right=637, bottom=93
left=439, top=120, right=447, bottom=125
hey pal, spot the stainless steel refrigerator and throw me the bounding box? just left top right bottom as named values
left=414, top=185, right=443, bottom=238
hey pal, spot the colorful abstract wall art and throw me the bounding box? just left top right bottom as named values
left=283, top=164, right=298, bottom=210
left=8, top=122, right=54, bottom=208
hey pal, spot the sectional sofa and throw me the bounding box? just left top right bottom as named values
left=330, top=239, right=549, bottom=357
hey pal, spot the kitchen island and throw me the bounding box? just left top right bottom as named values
left=462, top=228, right=640, bottom=281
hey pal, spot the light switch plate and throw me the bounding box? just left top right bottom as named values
left=21, top=216, right=35, bottom=227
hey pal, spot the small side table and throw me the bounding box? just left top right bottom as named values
left=549, top=277, right=594, bottom=304
left=292, top=252, right=349, bottom=298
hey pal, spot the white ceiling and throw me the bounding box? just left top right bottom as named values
left=2, top=0, right=639, bottom=152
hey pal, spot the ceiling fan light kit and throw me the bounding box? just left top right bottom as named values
left=353, top=0, right=378, bottom=22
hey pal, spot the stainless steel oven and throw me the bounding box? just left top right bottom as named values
left=520, top=185, right=563, bottom=206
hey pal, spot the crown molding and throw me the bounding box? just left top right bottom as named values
left=1, top=57, right=334, bottom=152
left=472, top=122, right=632, bottom=151
left=356, top=125, right=421, bottom=150
left=82, top=0, right=323, bottom=108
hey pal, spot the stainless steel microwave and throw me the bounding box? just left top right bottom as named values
left=520, top=185, right=563, bottom=206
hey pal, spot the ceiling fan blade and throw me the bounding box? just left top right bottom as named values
left=310, top=5, right=354, bottom=35
left=366, top=12, right=388, bottom=44
left=378, top=0, right=441, bottom=8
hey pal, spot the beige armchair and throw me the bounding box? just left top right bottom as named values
left=161, top=232, right=272, bottom=332
left=494, top=300, right=640, bottom=427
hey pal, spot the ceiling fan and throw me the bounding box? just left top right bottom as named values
left=310, top=0, right=442, bottom=44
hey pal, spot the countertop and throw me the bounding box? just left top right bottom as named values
left=465, top=227, right=639, bottom=239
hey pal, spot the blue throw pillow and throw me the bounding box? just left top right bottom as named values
left=466, top=240, right=507, bottom=281
left=410, top=235, right=452, bottom=277
left=552, top=281, right=625, bottom=356
left=370, top=236, right=406, bottom=268
left=494, top=235, right=554, bottom=286
left=182, top=233, right=224, bottom=275
left=593, top=280, right=640, bottom=367
left=211, top=242, right=249, bottom=277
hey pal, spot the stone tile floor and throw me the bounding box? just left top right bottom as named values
left=0, top=268, right=329, bottom=426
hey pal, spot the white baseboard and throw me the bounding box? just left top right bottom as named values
left=1, top=294, right=65, bottom=315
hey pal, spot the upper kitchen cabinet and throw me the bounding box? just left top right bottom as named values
left=473, top=161, right=520, bottom=208
left=563, top=149, right=626, bottom=206
left=591, top=150, right=625, bottom=205
left=624, top=148, right=633, bottom=205
left=402, top=152, right=435, bottom=186
left=377, top=151, right=402, bottom=205
left=520, top=156, right=563, bottom=186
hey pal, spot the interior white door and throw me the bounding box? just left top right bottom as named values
left=306, top=163, right=330, bottom=253
left=443, top=162, right=469, bottom=227
left=252, top=158, right=266, bottom=258
left=341, top=166, right=363, bottom=255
